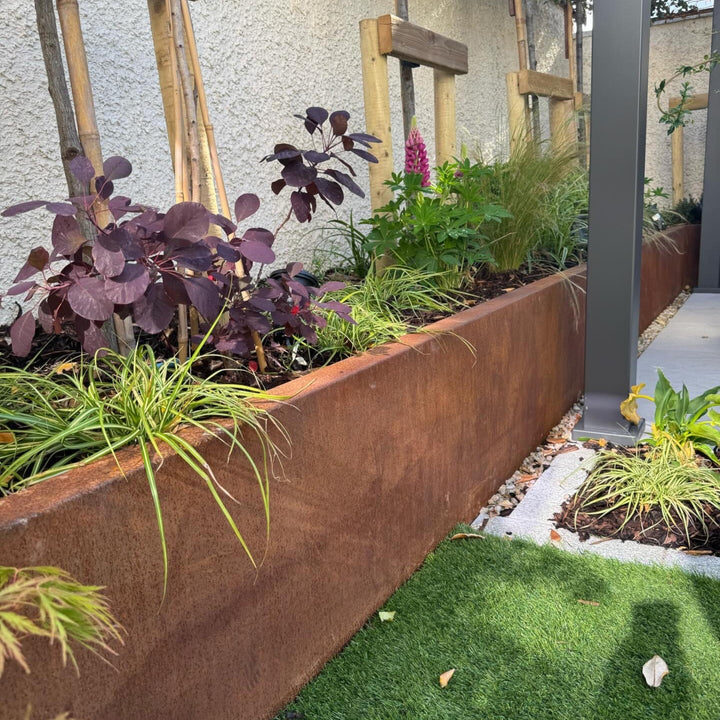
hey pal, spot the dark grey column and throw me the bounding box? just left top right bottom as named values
left=572, top=0, right=651, bottom=444
left=697, top=2, right=720, bottom=291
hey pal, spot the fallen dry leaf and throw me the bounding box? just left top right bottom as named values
left=439, top=669, right=455, bottom=687
left=450, top=533, right=485, bottom=541
left=517, top=473, right=539, bottom=484
left=577, top=599, right=600, bottom=606
left=555, top=446, right=579, bottom=456
left=546, top=436, right=568, bottom=444
left=378, top=611, right=396, bottom=622
left=502, top=288, right=514, bottom=293
left=550, top=529, right=562, bottom=542
left=642, top=655, right=669, bottom=687
left=683, top=549, right=713, bottom=556
left=0, top=432, right=15, bottom=444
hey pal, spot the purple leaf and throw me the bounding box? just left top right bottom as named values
left=2, top=200, right=47, bottom=217
left=350, top=148, right=378, bottom=163
left=290, top=191, right=311, bottom=223
left=46, top=202, right=78, bottom=216
left=38, top=300, right=55, bottom=333
left=314, top=178, right=344, bottom=205
left=303, top=150, right=331, bottom=164
left=164, top=202, right=209, bottom=242
left=286, top=262, right=303, bottom=277
left=210, top=213, right=237, bottom=235
left=348, top=132, right=382, bottom=146
left=271, top=179, right=287, bottom=195
left=52, top=215, right=86, bottom=255
left=75, top=316, right=110, bottom=355
left=248, top=296, right=276, bottom=312
left=161, top=272, right=190, bottom=305
left=325, top=169, right=365, bottom=198
left=183, top=276, right=221, bottom=319
left=235, top=193, right=260, bottom=223
left=13, top=247, right=50, bottom=282
left=341, top=136, right=354, bottom=151
left=306, top=107, right=329, bottom=126
left=104, top=263, right=150, bottom=304
left=93, top=241, right=126, bottom=277
left=10, top=312, right=36, bottom=357
left=264, top=144, right=301, bottom=166
left=329, top=110, right=350, bottom=135
left=239, top=240, right=276, bottom=265
left=328, top=152, right=357, bottom=177
left=103, top=156, right=132, bottom=181
left=67, top=277, right=115, bottom=321
left=241, top=228, right=275, bottom=247
left=6, top=281, right=37, bottom=297
left=109, top=196, right=132, bottom=220
left=317, top=281, right=346, bottom=294
left=133, top=284, right=175, bottom=334
left=215, top=243, right=241, bottom=262
left=171, top=244, right=214, bottom=272
left=95, top=177, right=114, bottom=200
left=281, top=161, right=317, bottom=188
left=69, top=156, right=95, bottom=184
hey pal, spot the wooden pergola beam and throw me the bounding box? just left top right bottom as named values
left=517, top=69, right=574, bottom=99
left=377, top=14, right=468, bottom=75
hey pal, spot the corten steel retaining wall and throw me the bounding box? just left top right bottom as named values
left=0, top=234, right=697, bottom=719
left=639, top=224, right=700, bottom=333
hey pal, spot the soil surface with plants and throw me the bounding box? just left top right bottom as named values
left=555, top=440, right=720, bottom=555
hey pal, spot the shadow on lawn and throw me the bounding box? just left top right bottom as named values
left=591, top=601, right=693, bottom=720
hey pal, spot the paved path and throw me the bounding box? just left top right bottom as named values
left=636, top=293, right=720, bottom=426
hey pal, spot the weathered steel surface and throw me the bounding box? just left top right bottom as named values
left=0, top=245, right=695, bottom=719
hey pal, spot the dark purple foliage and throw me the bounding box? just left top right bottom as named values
left=262, top=107, right=380, bottom=222
left=2, top=107, right=378, bottom=359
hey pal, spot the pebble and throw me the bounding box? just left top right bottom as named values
left=472, top=289, right=690, bottom=529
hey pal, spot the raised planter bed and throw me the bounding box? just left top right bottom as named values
left=0, top=224, right=698, bottom=720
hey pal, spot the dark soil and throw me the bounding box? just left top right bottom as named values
left=554, top=440, right=720, bottom=556
left=0, top=263, right=564, bottom=388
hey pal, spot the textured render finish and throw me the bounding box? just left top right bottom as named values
left=0, top=1, right=567, bottom=323
left=583, top=15, right=713, bottom=205
left=0, top=269, right=587, bottom=720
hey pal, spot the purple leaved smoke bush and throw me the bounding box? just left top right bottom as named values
left=404, top=118, right=430, bottom=188
left=1, top=108, right=380, bottom=359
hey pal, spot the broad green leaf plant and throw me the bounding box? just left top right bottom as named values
left=621, top=369, right=720, bottom=463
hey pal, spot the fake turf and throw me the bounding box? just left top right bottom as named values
left=276, top=528, right=720, bottom=720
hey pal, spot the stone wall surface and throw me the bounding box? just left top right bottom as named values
left=0, top=0, right=567, bottom=323
left=582, top=13, right=713, bottom=207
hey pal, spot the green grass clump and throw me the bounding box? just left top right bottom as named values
left=311, top=266, right=462, bottom=362
left=578, top=445, right=720, bottom=543
left=277, top=531, right=720, bottom=720
left=0, top=343, right=286, bottom=593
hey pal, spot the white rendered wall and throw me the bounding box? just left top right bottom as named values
left=0, top=0, right=566, bottom=323
left=582, top=13, right=713, bottom=207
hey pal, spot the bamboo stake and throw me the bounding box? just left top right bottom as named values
left=180, top=0, right=267, bottom=372
left=511, top=0, right=531, bottom=133
left=394, top=0, right=416, bottom=139
left=56, top=0, right=134, bottom=354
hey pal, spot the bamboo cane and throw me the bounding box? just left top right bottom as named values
left=180, top=0, right=268, bottom=372
left=56, top=0, right=134, bottom=354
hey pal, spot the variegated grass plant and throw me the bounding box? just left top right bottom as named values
left=0, top=339, right=287, bottom=595
left=0, top=565, right=122, bottom=678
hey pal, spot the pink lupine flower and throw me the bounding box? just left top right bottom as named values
left=405, top=118, right=430, bottom=187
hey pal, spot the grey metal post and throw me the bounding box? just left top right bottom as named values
left=697, top=2, right=720, bottom=291
left=572, top=0, right=651, bottom=444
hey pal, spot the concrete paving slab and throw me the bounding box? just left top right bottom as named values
left=636, top=293, right=720, bottom=429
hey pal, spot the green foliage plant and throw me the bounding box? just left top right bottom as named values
left=0, top=565, right=122, bottom=677
left=362, top=161, right=508, bottom=277
left=621, top=369, right=720, bottom=464
left=471, top=139, right=581, bottom=272
left=311, top=213, right=372, bottom=279
left=307, top=266, right=462, bottom=362
left=577, top=443, right=720, bottom=543
left=0, top=335, right=287, bottom=594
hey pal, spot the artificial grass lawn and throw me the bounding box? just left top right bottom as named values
left=277, top=527, right=720, bottom=720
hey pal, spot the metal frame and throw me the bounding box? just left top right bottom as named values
left=572, top=0, right=652, bottom=444
left=697, top=2, right=720, bottom=292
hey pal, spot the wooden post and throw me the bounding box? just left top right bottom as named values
left=549, top=97, right=576, bottom=151
left=360, top=19, right=394, bottom=211
left=434, top=70, right=456, bottom=166
left=566, top=1, right=576, bottom=91
left=506, top=72, right=528, bottom=155
left=672, top=124, right=684, bottom=205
